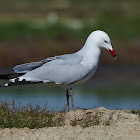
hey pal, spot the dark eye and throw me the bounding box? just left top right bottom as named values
left=104, top=40, right=108, bottom=43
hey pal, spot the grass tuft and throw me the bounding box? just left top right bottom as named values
left=0, top=100, right=102, bottom=128
left=130, top=105, right=140, bottom=116
left=0, top=100, right=65, bottom=129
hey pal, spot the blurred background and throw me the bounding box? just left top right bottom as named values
left=0, top=0, right=139, bottom=110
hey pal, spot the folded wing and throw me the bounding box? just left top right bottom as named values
left=17, top=53, right=90, bottom=85
left=13, top=57, right=56, bottom=73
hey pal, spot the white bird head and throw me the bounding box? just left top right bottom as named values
left=85, top=30, right=117, bottom=59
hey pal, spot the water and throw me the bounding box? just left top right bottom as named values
left=0, top=83, right=139, bottom=111
left=0, top=65, right=140, bottom=111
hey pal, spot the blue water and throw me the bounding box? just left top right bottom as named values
left=0, top=83, right=140, bottom=111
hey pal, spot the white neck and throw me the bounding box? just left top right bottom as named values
left=76, top=42, right=101, bottom=69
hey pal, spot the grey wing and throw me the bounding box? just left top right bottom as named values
left=13, top=57, right=56, bottom=73
left=55, top=53, right=83, bottom=64
left=18, top=53, right=89, bottom=85
left=13, top=53, right=82, bottom=73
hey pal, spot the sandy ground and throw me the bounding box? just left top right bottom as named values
left=0, top=107, right=140, bottom=140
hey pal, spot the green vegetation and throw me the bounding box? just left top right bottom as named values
left=130, top=106, right=140, bottom=116
left=0, top=0, right=140, bottom=41
left=0, top=100, right=102, bottom=128
left=0, top=100, right=103, bottom=128
left=0, top=100, right=65, bottom=128
left=0, top=18, right=139, bottom=42
left=131, top=110, right=140, bottom=115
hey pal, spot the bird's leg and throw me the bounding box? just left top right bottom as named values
left=69, top=87, right=75, bottom=110
left=66, top=89, right=69, bottom=111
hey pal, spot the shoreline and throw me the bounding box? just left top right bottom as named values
left=0, top=107, right=140, bottom=140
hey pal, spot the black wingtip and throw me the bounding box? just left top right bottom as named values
left=0, top=78, right=44, bottom=87
left=0, top=73, right=25, bottom=80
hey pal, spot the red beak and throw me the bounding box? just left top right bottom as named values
left=109, top=49, right=117, bottom=59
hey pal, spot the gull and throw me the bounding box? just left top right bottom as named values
left=0, top=30, right=117, bottom=110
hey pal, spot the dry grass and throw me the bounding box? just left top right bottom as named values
left=0, top=100, right=66, bottom=128
left=0, top=100, right=102, bottom=128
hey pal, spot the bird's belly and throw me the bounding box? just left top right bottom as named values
left=74, top=66, right=97, bottom=85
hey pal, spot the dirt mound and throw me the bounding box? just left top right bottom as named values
left=0, top=107, right=140, bottom=140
